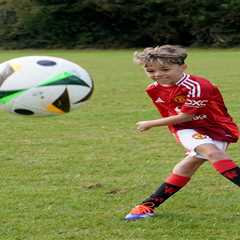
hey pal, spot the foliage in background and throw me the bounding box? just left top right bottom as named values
left=0, top=0, right=240, bottom=48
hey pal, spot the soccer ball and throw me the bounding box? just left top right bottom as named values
left=0, top=56, right=93, bottom=116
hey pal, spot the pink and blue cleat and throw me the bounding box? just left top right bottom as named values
left=124, top=204, right=155, bottom=221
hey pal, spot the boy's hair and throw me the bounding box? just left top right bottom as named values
left=134, top=45, right=187, bottom=65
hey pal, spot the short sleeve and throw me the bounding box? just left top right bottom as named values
left=180, top=82, right=211, bottom=115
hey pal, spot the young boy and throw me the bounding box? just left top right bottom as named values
left=124, top=45, right=239, bottom=221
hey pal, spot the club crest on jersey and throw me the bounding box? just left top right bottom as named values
left=174, top=95, right=186, bottom=103
left=192, top=133, right=207, bottom=139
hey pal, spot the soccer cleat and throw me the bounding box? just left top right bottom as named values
left=124, top=204, right=155, bottom=221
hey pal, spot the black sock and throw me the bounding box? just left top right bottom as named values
left=142, top=173, right=190, bottom=208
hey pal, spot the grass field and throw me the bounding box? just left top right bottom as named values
left=0, top=49, right=239, bottom=240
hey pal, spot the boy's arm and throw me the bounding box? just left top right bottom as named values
left=136, top=113, right=193, bottom=132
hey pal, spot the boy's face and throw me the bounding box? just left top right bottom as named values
left=144, top=62, right=187, bottom=85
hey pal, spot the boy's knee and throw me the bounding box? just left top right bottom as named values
left=206, top=150, right=225, bottom=160
left=195, top=144, right=230, bottom=162
left=173, top=157, right=204, bottom=176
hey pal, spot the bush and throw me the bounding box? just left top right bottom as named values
left=1, top=0, right=240, bottom=48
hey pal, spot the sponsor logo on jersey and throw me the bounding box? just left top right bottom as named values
left=174, top=95, right=186, bottom=103
left=155, top=97, right=165, bottom=103
left=185, top=99, right=208, bottom=108
left=192, top=133, right=207, bottom=139
left=193, top=114, right=207, bottom=120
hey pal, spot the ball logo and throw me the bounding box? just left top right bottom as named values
left=192, top=133, right=207, bottom=139
left=174, top=95, right=186, bottom=103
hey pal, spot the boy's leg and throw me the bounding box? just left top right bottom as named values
left=142, top=156, right=205, bottom=207
left=177, top=129, right=240, bottom=185
left=125, top=156, right=205, bottom=220
left=196, top=143, right=240, bottom=185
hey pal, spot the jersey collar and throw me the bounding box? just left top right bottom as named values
left=176, top=73, right=189, bottom=85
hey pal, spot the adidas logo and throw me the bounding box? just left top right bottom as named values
left=155, top=97, right=165, bottom=103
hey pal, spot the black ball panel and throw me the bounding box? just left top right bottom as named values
left=14, top=109, right=34, bottom=115
left=37, top=60, right=57, bottom=66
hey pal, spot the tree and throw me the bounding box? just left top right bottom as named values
left=1, top=0, right=240, bottom=48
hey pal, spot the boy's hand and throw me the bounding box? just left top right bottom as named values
left=136, top=121, right=152, bottom=132
left=136, top=113, right=193, bottom=132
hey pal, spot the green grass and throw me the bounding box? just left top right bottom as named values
left=0, top=49, right=239, bottom=240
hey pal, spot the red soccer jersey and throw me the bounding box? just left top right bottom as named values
left=146, top=73, right=239, bottom=143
